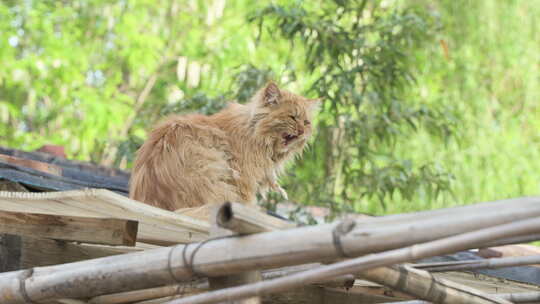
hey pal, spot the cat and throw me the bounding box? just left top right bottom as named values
left=129, top=82, right=319, bottom=211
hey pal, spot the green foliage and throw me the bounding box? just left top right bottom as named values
left=2, top=0, right=538, bottom=219
left=250, top=1, right=456, bottom=216
left=397, top=0, right=540, bottom=210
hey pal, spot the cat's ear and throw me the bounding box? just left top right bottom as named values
left=262, top=81, right=281, bottom=107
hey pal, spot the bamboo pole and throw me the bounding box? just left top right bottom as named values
left=411, top=254, right=540, bottom=272
left=88, top=264, right=354, bottom=304
left=89, top=283, right=206, bottom=304
left=479, top=234, right=540, bottom=248
left=2, top=198, right=540, bottom=303
left=358, top=265, right=509, bottom=304
left=160, top=218, right=540, bottom=304
left=54, top=300, right=88, bottom=304
left=136, top=296, right=187, bottom=304
left=208, top=205, right=262, bottom=304
left=215, top=202, right=295, bottom=234
left=390, top=291, right=540, bottom=303
left=356, top=197, right=540, bottom=226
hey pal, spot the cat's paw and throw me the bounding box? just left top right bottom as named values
left=276, top=185, right=288, bottom=201
left=260, top=189, right=268, bottom=201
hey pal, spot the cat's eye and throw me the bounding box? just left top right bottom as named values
left=289, top=115, right=297, bottom=121
left=304, top=120, right=310, bottom=125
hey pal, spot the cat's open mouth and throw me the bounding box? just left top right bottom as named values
left=282, top=133, right=298, bottom=146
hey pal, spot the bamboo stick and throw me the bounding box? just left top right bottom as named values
left=136, top=296, right=187, bottom=304
left=160, top=218, right=540, bottom=304
left=501, top=292, right=540, bottom=303
left=412, top=254, right=540, bottom=272
left=215, top=202, right=295, bottom=234
left=479, top=234, right=540, bottom=248
left=358, top=265, right=509, bottom=304
left=356, top=197, right=540, bottom=225
left=89, top=283, right=206, bottom=304
left=89, top=264, right=353, bottom=304
left=208, top=205, right=262, bottom=304
left=54, top=300, right=88, bottom=304
left=390, top=291, right=540, bottom=303
left=2, top=199, right=540, bottom=303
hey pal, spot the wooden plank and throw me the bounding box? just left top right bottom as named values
left=0, top=234, right=138, bottom=272
left=434, top=271, right=540, bottom=294
left=0, top=210, right=138, bottom=246
left=0, top=189, right=210, bottom=245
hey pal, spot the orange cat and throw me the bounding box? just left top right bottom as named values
left=129, top=82, right=319, bottom=210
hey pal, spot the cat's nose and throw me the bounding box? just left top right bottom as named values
left=298, top=128, right=304, bottom=135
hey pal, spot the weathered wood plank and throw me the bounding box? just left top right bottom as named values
left=0, top=189, right=210, bottom=245
left=0, top=234, right=138, bottom=272
left=0, top=210, right=138, bottom=246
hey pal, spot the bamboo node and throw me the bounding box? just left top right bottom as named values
left=18, top=268, right=37, bottom=304
left=332, top=219, right=356, bottom=258
left=177, top=235, right=236, bottom=279
left=395, top=265, right=408, bottom=290
left=168, top=245, right=186, bottom=282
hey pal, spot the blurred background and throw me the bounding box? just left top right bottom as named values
left=0, top=0, right=538, bottom=219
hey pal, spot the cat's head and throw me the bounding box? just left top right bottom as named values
left=249, top=82, right=320, bottom=156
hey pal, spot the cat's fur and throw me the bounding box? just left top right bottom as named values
left=129, top=82, right=319, bottom=210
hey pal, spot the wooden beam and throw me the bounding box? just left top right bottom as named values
left=0, top=210, right=138, bottom=246
left=0, top=189, right=209, bottom=245
left=0, top=234, right=138, bottom=272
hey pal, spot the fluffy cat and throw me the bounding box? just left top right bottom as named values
left=129, top=82, right=319, bottom=210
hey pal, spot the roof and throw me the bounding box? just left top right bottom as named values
left=0, top=146, right=129, bottom=195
